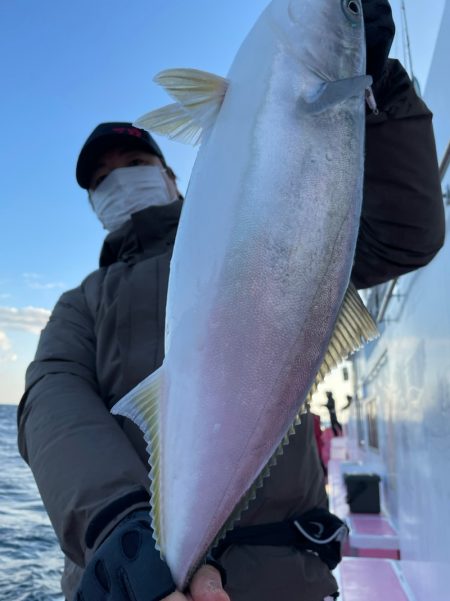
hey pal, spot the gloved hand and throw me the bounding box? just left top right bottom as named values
left=75, top=511, right=228, bottom=601
left=362, top=0, right=396, bottom=83
left=76, top=510, right=175, bottom=601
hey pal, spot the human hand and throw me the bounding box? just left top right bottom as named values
left=76, top=511, right=228, bottom=601
left=362, top=0, right=396, bottom=82
left=164, top=565, right=230, bottom=601
left=76, top=511, right=175, bottom=600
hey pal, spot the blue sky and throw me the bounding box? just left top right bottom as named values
left=0, top=0, right=446, bottom=404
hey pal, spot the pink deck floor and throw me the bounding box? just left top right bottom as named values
left=338, top=558, right=411, bottom=601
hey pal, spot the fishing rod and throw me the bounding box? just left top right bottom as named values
left=400, top=0, right=421, bottom=95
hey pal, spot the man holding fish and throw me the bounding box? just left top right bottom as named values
left=18, top=1, right=444, bottom=600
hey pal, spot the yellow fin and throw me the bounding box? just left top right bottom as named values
left=153, top=68, right=229, bottom=107
left=111, top=366, right=165, bottom=553
left=210, top=413, right=304, bottom=553
left=134, top=68, right=228, bottom=146
left=315, top=282, right=378, bottom=385
left=135, top=103, right=204, bottom=146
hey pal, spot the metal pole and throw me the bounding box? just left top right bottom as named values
left=400, top=0, right=421, bottom=94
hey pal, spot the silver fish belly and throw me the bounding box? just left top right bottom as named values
left=113, top=0, right=377, bottom=588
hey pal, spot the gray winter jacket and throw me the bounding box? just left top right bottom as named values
left=18, top=60, right=444, bottom=601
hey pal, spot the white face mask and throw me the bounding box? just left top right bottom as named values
left=89, top=165, right=178, bottom=232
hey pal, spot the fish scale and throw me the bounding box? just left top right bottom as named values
left=112, top=0, right=378, bottom=588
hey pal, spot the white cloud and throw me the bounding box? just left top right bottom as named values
left=23, top=273, right=66, bottom=290
left=0, top=306, right=51, bottom=335
left=0, top=330, right=12, bottom=351
left=0, top=330, right=18, bottom=363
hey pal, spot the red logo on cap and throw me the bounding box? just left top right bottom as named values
left=112, top=127, right=143, bottom=138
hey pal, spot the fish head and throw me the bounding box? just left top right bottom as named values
left=268, top=0, right=366, bottom=87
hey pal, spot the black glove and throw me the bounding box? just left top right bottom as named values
left=362, top=0, right=396, bottom=83
left=75, top=511, right=176, bottom=601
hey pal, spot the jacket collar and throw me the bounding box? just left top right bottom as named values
left=99, top=199, right=182, bottom=267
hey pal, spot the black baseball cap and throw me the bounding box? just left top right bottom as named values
left=76, top=122, right=166, bottom=189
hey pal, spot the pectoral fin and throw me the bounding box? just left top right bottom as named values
left=111, top=366, right=165, bottom=553
left=298, top=75, right=373, bottom=114
left=134, top=68, right=229, bottom=145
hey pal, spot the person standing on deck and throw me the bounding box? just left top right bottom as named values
left=324, top=392, right=344, bottom=437
left=17, top=1, right=445, bottom=600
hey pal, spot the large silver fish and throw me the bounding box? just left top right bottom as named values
left=113, top=0, right=377, bottom=588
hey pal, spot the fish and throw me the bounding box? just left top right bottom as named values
left=112, top=0, right=378, bottom=589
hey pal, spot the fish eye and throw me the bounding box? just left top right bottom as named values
left=342, top=0, right=362, bottom=21
left=347, top=1, right=360, bottom=14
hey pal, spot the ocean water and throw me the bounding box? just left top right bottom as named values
left=0, top=404, right=64, bottom=601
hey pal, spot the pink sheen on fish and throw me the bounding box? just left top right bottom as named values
left=112, top=0, right=377, bottom=588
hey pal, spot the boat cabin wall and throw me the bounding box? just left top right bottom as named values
left=346, top=6, right=450, bottom=599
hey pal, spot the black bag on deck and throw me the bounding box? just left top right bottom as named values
left=344, top=473, right=381, bottom=514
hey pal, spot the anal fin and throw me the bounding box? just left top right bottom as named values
left=211, top=283, right=378, bottom=550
